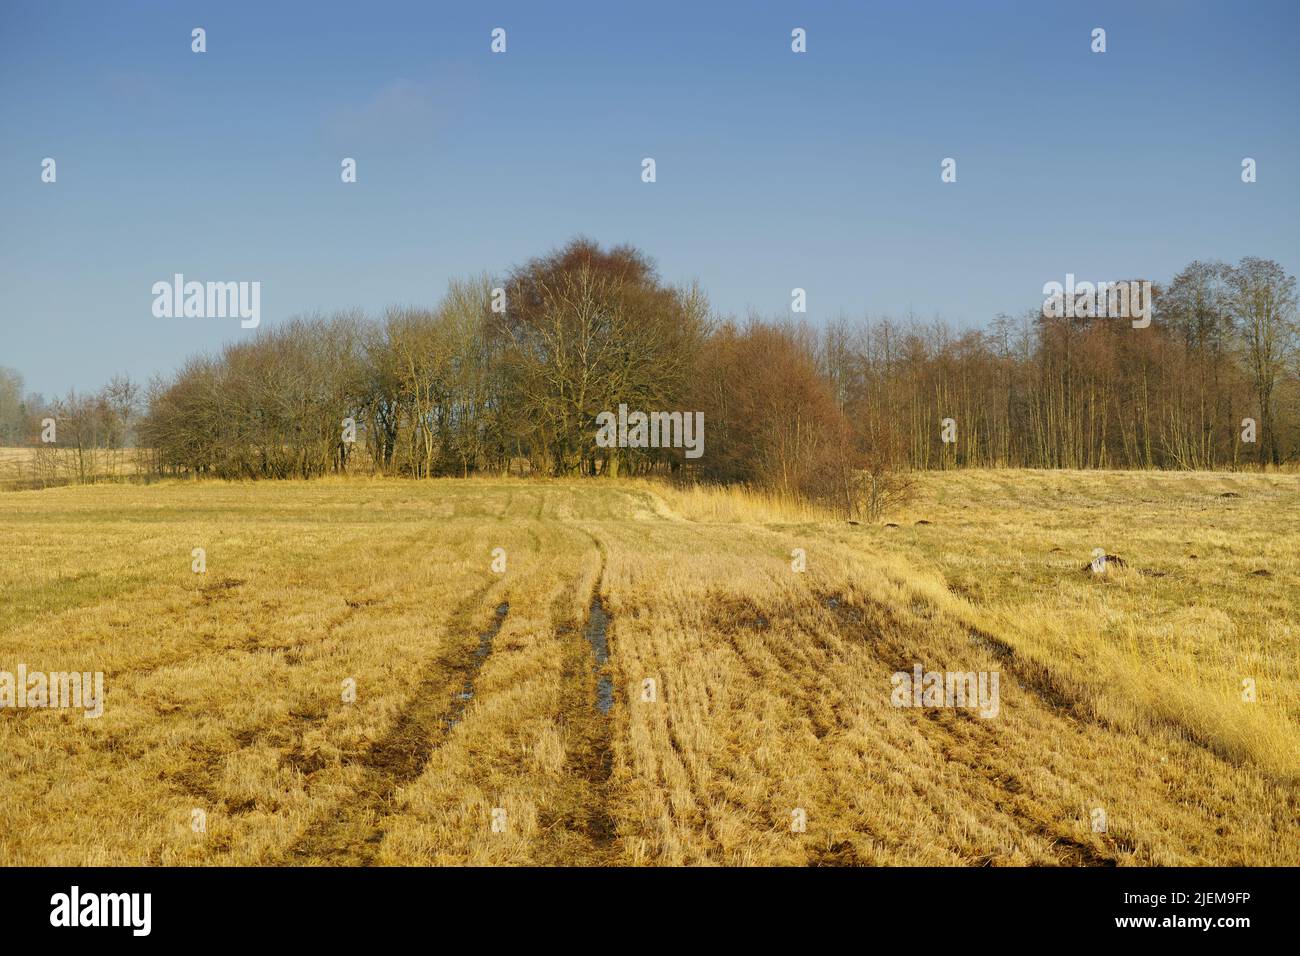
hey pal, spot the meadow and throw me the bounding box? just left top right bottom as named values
left=0, top=469, right=1296, bottom=865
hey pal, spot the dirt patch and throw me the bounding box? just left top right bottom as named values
left=198, top=577, right=245, bottom=603
left=1080, top=554, right=1166, bottom=578
left=707, top=594, right=772, bottom=632
left=1081, top=554, right=1126, bottom=573
left=808, top=840, right=862, bottom=866
left=1038, top=831, right=1118, bottom=867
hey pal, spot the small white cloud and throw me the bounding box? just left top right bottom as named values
left=323, top=67, right=476, bottom=149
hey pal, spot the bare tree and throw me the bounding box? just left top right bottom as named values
left=1229, top=257, right=1298, bottom=466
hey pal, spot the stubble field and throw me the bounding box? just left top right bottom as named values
left=1, top=470, right=1296, bottom=865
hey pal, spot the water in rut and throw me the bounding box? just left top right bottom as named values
left=447, top=601, right=510, bottom=728
left=584, top=594, right=613, bottom=714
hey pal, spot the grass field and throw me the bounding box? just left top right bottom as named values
left=1, top=471, right=1296, bottom=865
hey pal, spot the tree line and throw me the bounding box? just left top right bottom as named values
left=826, top=256, right=1297, bottom=470
left=3, top=240, right=1297, bottom=512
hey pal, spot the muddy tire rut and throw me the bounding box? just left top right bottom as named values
left=281, top=583, right=510, bottom=865
left=533, top=557, right=621, bottom=864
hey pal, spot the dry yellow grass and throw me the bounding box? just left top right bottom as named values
left=1, top=471, right=1296, bottom=865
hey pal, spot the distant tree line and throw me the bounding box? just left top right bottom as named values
left=821, top=256, right=1297, bottom=470
left=4, top=241, right=1297, bottom=511
left=0, top=369, right=141, bottom=486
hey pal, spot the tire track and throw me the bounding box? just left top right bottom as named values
left=584, top=593, right=614, bottom=715
left=534, top=540, right=619, bottom=863
left=817, top=590, right=1119, bottom=866
left=281, top=581, right=509, bottom=865
left=894, top=584, right=1263, bottom=777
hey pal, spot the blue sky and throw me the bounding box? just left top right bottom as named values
left=2, top=0, right=1297, bottom=396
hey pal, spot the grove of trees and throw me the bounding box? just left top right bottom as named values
left=4, top=240, right=1297, bottom=514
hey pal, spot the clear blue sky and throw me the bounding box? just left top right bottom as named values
left=2, top=0, right=1297, bottom=396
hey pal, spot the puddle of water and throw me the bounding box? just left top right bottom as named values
left=446, top=602, right=510, bottom=729
left=475, top=603, right=509, bottom=658
left=585, top=595, right=614, bottom=714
